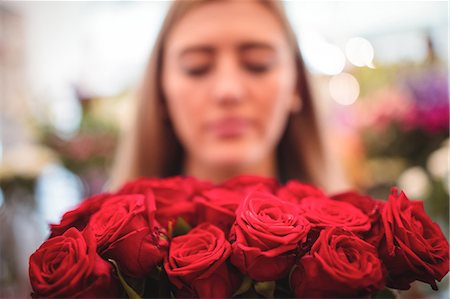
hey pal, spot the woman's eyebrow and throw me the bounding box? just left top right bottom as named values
left=178, top=46, right=214, bottom=59
left=178, top=42, right=275, bottom=58
left=238, top=42, right=275, bottom=52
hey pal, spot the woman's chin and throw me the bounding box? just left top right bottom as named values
left=202, top=147, right=263, bottom=170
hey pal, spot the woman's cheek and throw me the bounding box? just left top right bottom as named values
left=256, top=99, right=290, bottom=146
left=167, top=93, right=203, bottom=146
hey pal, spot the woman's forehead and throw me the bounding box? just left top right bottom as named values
left=165, top=1, right=287, bottom=55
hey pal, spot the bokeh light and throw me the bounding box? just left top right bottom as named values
left=345, top=37, right=375, bottom=67
left=427, top=143, right=448, bottom=180
left=36, top=164, right=83, bottom=228
left=47, top=85, right=82, bottom=139
left=397, top=166, right=430, bottom=199
left=329, top=73, right=360, bottom=105
left=299, top=30, right=346, bottom=76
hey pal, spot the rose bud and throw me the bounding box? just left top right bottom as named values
left=221, top=174, right=279, bottom=194
left=29, top=227, right=118, bottom=298
left=87, top=192, right=168, bottom=278
left=194, top=187, right=244, bottom=233
left=230, top=191, right=311, bottom=281
left=277, top=179, right=325, bottom=204
left=49, top=192, right=112, bottom=238
left=117, top=176, right=212, bottom=228
left=299, top=196, right=371, bottom=233
left=165, top=223, right=240, bottom=298
left=291, top=227, right=385, bottom=298
left=331, top=191, right=386, bottom=247
left=379, top=188, right=449, bottom=290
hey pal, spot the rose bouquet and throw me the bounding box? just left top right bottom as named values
left=28, top=175, right=449, bottom=298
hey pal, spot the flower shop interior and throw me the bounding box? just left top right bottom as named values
left=0, top=1, right=448, bottom=298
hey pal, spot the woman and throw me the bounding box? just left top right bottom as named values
left=110, top=0, right=348, bottom=192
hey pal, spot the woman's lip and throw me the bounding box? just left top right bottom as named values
left=206, top=117, right=252, bottom=138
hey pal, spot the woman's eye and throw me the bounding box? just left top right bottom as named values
left=185, top=66, right=211, bottom=77
left=245, top=63, right=271, bottom=74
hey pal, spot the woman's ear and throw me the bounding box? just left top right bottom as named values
left=290, top=93, right=303, bottom=114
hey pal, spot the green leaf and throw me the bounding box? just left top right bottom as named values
left=288, top=264, right=297, bottom=291
left=232, top=276, right=253, bottom=297
left=254, top=281, right=276, bottom=299
left=109, top=259, right=142, bottom=299
left=172, top=217, right=192, bottom=237
left=372, top=288, right=398, bottom=299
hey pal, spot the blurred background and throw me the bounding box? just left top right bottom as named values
left=0, top=1, right=448, bottom=298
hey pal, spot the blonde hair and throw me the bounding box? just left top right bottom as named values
left=110, top=0, right=346, bottom=191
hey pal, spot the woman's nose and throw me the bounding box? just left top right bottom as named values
left=211, top=56, right=245, bottom=105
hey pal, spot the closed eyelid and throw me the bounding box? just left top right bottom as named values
left=178, top=47, right=215, bottom=72
left=238, top=42, right=277, bottom=62
left=240, top=52, right=277, bottom=68
left=176, top=43, right=277, bottom=75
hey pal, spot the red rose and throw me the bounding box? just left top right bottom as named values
left=29, top=227, right=118, bottom=298
left=194, top=187, right=244, bottom=233
left=299, top=196, right=371, bottom=233
left=331, top=191, right=385, bottom=247
left=117, top=176, right=211, bottom=228
left=165, top=223, right=240, bottom=298
left=330, top=191, right=381, bottom=219
left=49, top=192, right=111, bottom=238
left=230, top=191, right=311, bottom=281
left=88, top=193, right=168, bottom=278
left=277, top=180, right=325, bottom=203
left=291, top=227, right=385, bottom=298
left=221, top=174, right=279, bottom=194
left=118, top=176, right=212, bottom=196
left=379, top=188, right=449, bottom=290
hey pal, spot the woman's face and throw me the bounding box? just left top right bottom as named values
left=162, top=1, right=297, bottom=171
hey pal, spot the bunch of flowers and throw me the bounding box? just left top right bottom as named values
left=28, top=175, right=449, bottom=298
left=402, top=68, right=449, bottom=134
